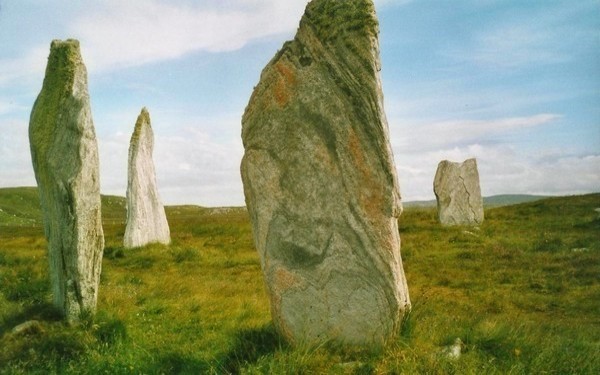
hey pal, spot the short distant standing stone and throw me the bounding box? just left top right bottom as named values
left=241, top=0, right=410, bottom=347
left=29, top=39, right=104, bottom=321
left=434, top=158, right=484, bottom=226
left=124, top=108, right=170, bottom=248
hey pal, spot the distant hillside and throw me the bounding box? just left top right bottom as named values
left=0, top=187, right=43, bottom=226
left=0, top=187, right=236, bottom=227
left=483, top=194, right=549, bottom=207
left=0, top=187, right=582, bottom=227
left=404, top=194, right=549, bottom=208
left=0, top=187, right=128, bottom=227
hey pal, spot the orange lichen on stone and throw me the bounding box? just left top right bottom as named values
left=348, top=129, right=383, bottom=219
left=273, top=266, right=300, bottom=291
left=273, top=61, right=297, bottom=107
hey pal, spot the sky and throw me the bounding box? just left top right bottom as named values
left=0, top=0, right=598, bottom=206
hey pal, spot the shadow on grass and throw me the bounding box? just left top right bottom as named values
left=0, top=303, right=89, bottom=371
left=151, top=351, right=213, bottom=374
left=221, top=324, right=284, bottom=374
left=136, top=325, right=283, bottom=374
left=0, top=302, right=62, bottom=337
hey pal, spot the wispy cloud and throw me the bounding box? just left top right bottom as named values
left=72, top=0, right=309, bottom=72
left=98, top=113, right=245, bottom=206
left=391, top=113, right=562, bottom=152
left=0, top=119, right=35, bottom=188
left=0, top=46, right=47, bottom=86
left=464, top=25, right=570, bottom=68
left=394, top=143, right=600, bottom=201
left=444, top=1, right=598, bottom=70
left=0, top=0, right=309, bottom=85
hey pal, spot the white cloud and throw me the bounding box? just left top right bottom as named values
left=391, top=113, right=561, bottom=152
left=466, top=25, right=570, bottom=68
left=0, top=119, right=36, bottom=188
left=15, top=0, right=413, bottom=75
left=444, top=1, right=598, bottom=70
left=0, top=98, right=29, bottom=116
left=98, top=115, right=245, bottom=207
left=0, top=114, right=246, bottom=207
left=388, top=112, right=598, bottom=201
left=0, top=0, right=309, bottom=85
left=394, top=143, right=600, bottom=201
left=3, top=114, right=597, bottom=206
left=72, top=0, right=309, bottom=72
left=0, top=46, right=47, bottom=86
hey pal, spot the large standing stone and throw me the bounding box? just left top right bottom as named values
left=29, top=39, right=104, bottom=321
left=240, top=0, right=410, bottom=347
left=124, top=108, right=170, bottom=248
left=433, top=158, right=484, bottom=226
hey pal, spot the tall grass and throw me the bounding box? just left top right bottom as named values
left=0, top=192, right=598, bottom=373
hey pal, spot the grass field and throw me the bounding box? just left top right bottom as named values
left=1, top=188, right=599, bottom=374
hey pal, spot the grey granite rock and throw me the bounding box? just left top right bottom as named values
left=29, top=39, right=104, bottom=321
left=433, top=158, right=484, bottom=226
left=124, top=108, right=170, bottom=248
left=240, top=0, right=410, bottom=347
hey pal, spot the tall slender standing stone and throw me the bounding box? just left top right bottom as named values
left=434, top=158, right=484, bottom=226
left=29, top=39, right=104, bottom=321
left=241, top=0, right=410, bottom=347
left=124, top=108, right=170, bottom=248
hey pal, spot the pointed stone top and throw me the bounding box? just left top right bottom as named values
left=131, top=107, right=152, bottom=144
left=136, top=107, right=151, bottom=126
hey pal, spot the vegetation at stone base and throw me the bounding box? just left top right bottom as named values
left=0, top=188, right=599, bottom=374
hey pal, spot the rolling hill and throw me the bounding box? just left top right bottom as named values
left=0, top=187, right=552, bottom=227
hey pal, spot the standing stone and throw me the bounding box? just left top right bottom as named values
left=29, top=39, right=104, bottom=321
left=433, top=158, right=484, bottom=226
left=241, top=0, right=410, bottom=347
left=124, top=108, right=170, bottom=248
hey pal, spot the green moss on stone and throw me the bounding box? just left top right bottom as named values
left=29, top=39, right=84, bottom=186
left=303, top=0, right=378, bottom=43
left=131, top=107, right=151, bottom=144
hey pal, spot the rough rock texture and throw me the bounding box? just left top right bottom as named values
left=29, top=39, right=104, bottom=321
left=433, top=158, right=484, bottom=226
left=124, top=108, right=170, bottom=248
left=240, top=0, right=410, bottom=347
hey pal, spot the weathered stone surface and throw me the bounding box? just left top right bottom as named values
left=241, top=0, right=410, bottom=347
left=124, top=108, right=170, bottom=248
left=29, top=39, right=104, bottom=321
left=433, top=158, right=484, bottom=226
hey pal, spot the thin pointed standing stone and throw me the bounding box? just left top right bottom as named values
left=29, top=39, right=104, bottom=321
left=241, top=0, right=410, bottom=347
left=124, top=108, right=170, bottom=248
left=433, top=158, right=484, bottom=226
